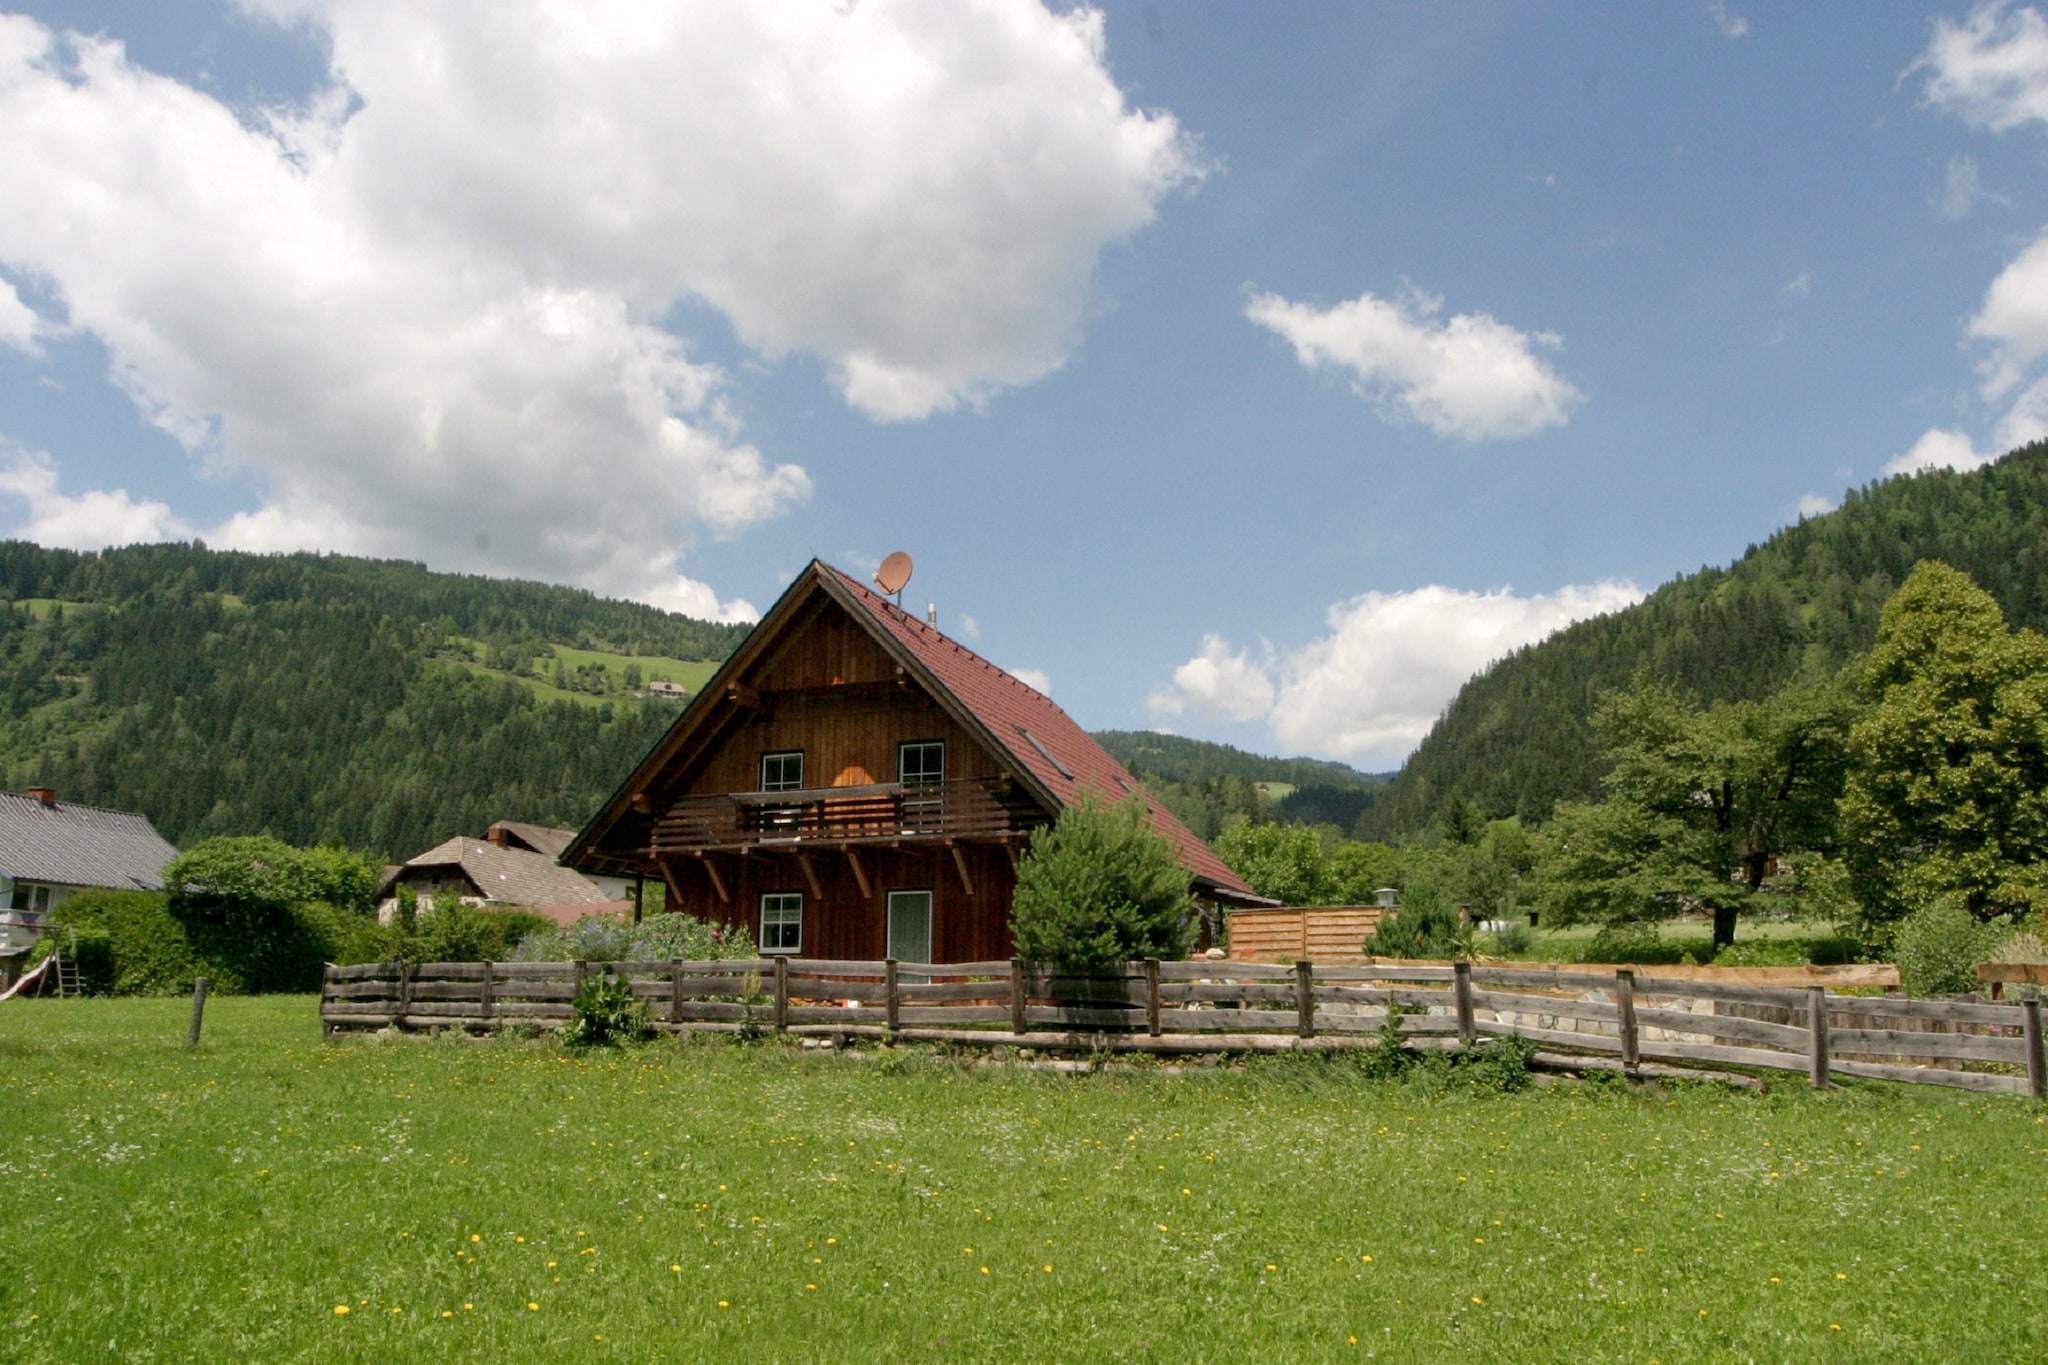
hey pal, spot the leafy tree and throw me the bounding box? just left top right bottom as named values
left=1839, top=560, right=2048, bottom=927
left=1324, top=840, right=1403, bottom=906
left=1009, top=795, right=1197, bottom=971
left=1535, top=676, right=1851, bottom=948
left=164, top=836, right=380, bottom=923
left=1213, top=822, right=1329, bottom=906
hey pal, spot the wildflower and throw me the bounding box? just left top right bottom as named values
left=333, top=1306, right=350, bottom=1316
left=469, top=1234, right=480, bottom=1243
left=980, top=1267, right=990, bottom=1275
left=527, top=1302, right=539, bottom=1312
left=717, top=1300, right=729, bottom=1308
left=1472, top=1296, right=1484, bottom=1306
left=1043, top=1265, right=1053, bottom=1273
left=441, top=1311, right=453, bottom=1319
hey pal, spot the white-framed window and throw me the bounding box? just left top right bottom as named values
left=760, top=751, right=804, bottom=792
left=898, top=740, right=945, bottom=786
left=759, top=892, right=803, bottom=954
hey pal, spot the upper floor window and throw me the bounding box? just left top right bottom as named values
left=760, top=751, right=804, bottom=792
left=898, top=740, right=945, bottom=786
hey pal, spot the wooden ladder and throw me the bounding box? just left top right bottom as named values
left=52, top=953, right=80, bottom=997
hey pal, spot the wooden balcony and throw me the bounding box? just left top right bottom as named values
left=648, top=778, right=1039, bottom=855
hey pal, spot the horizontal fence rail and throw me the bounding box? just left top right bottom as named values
left=321, top=958, right=2046, bottom=1098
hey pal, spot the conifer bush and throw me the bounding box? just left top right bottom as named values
left=1009, top=795, right=1197, bottom=972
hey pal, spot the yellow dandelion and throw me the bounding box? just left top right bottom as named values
left=1361, top=1255, right=1374, bottom=1263
left=1266, top=1263, right=1278, bottom=1272
left=1835, top=1273, right=1848, bottom=1281
left=717, top=1300, right=729, bottom=1308
left=1158, top=1224, right=1169, bottom=1233
left=1475, top=1238, right=1485, bottom=1245
left=469, top=1234, right=480, bottom=1243
left=1472, top=1295, right=1484, bottom=1306
left=527, top=1302, right=539, bottom=1312
left=440, top=1311, right=453, bottom=1319
left=980, top=1267, right=991, bottom=1275
left=332, top=1305, right=350, bottom=1316
left=1043, top=1265, right=1053, bottom=1273
left=805, top=1284, right=818, bottom=1291
left=670, top=1264, right=682, bottom=1273
left=1830, top=1324, right=1842, bottom=1332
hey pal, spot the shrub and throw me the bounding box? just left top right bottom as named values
left=39, top=887, right=351, bottom=994
left=563, top=971, right=651, bottom=1049
left=1009, top=795, right=1197, bottom=972
left=1488, top=923, right=1535, bottom=957
left=1893, top=897, right=2000, bottom=996
left=511, top=912, right=751, bottom=964
left=1370, top=880, right=1471, bottom=960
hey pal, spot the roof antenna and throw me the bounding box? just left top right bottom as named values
left=873, top=551, right=913, bottom=609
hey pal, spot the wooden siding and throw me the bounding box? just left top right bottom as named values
left=1227, top=906, right=1384, bottom=964
left=661, top=842, right=1018, bottom=964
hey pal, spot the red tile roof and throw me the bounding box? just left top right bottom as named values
left=823, top=566, right=1256, bottom=900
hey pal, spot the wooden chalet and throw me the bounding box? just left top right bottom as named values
left=564, top=561, right=1264, bottom=963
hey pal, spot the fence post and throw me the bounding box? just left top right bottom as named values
left=1807, top=986, right=1831, bottom=1090
left=1615, top=968, right=1640, bottom=1071
left=2023, top=998, right=2045, bottom=1100
left=885, top=959, right=900, bottom=1034
left=1453, top=961, right=1474, bottom=1047
left=480, top=961, right=494, bottom=1026
left=773, top=955, right=789, bottom=1033
left=1145, top=959, right=1162, bottom=1037
left=188, top=976, right=211, bottom=1046
left=1296, top=961, right=1315, bottom=1039
left=670, top=959, right=684, bottom=1026
left=1010, top=958, right=1028, bottom=1036
left=573, top=959, right=588, bottom=1000
left=396, top=960, right=412, bottom=1028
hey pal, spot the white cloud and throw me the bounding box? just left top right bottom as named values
left=957, top=613, right=981, bottom=640
left=1970, top=228, right=2048, bottom=397
left=1885, top=427, right=1997, bottom=476
left=0, top=279, right=42, bottom=355
left=1146, top=634, right=1276, bottom=724
left=0, top=3, right=1195, bottom=616
left=1918, top=2, right=2048, bottom=131
left=1003, top=665, right=1052, bottom=695
left=1795, top=492, right=1837, bottom=518
left=1941, top=154, right=1990, bottom=219
left=0, top=445, right=191, bottom=550
left=1245, top=286, right=1584, bottom=441
left=1782, top=271, right=1812, bottom=298
left=1706, top=2, right=1750, bottom=40
left=1149, top=581, right=1643, bottom=767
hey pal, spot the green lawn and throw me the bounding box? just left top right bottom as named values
left=2, top=997, right=2044, bottom=1361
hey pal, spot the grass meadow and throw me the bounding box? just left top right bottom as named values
left=2, top=997, right=2045, bottom=1362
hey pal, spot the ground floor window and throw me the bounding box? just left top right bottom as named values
left=887, top=889, right=933, bottom=966
left=760, top=892, right=803, bottom=954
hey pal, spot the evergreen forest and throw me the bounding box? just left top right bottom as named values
left=0, top=542, right=747, bottom=858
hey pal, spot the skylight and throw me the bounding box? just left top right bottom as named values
left=1013, top=725, right=1074, bottom=779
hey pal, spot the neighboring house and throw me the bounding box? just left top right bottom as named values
left=484, top=820, right=632, bottom=900
left=565, top=560, right=1267, bottom=965
left=376, top=834, right=624, bottom=923
left=645, top=680, right=688, bottom=699
left=0, top=786, right=178, bottom=972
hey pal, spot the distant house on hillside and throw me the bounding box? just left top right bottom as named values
left=376, top=831, right=626, bottom=923
left=484, top=820, right=632, bottom=900
left=565, top=560, right=1266, bottom=964
left=645, top=680, right=688, bottom=699
left=0, top=786, right=178, bottom=975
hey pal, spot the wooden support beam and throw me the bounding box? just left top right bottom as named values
left=726, top=681, right=763, bottom=711
left=798, top=852, right=824, bottom=900
left=844, top=848, right=872, bottom=899
left=950, top=843, right=974, bottom=896
left=699, top=854, right=729, bottom=904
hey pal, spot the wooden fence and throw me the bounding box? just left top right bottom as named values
left=321, top=958, right=2047, bottom=1097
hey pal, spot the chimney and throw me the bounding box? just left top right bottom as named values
left=485, top=825, right=507, bottom=846
left=24, top=786, right=55, bottom=808
left=926, top=602, right=938, bottom=628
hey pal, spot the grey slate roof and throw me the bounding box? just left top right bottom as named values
left=485, top=821, right=576, bottom=859
left=384, top=836, right=614, bottom=908
left=0, top=792, right=178, bottom=891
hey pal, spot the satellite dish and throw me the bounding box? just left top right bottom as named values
left=874, top=551, right=913, bottom=597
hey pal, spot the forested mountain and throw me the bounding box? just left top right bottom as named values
left=1096, top=729, right=1389, bottom=838
left=1366, top=439, right=2048, bottom=839
left=0, top=542, right=747, bottom=858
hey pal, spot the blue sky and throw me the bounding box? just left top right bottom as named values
left=4, top=3, right=2048, bottom=771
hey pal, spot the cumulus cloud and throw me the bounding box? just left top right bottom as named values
left=1885, top=428, right=1998, bottom=476
left=0, top=445, right=191, bottom=550
left=1149, top=581, right=1643, bottom=767
left=0, top=279, right=42, bottom=355
left=1003, top=665, right=1052, bottom=695
left=1795, top=492, right=1837, bottom=518
left=1244, top=286, right=1584, bottom=441
left=0, top=3, right=1195, bottom=615
left=1706, top=2, right=1750, bottom=40
left=1146, top=634, right=1277, bottom=725
left=1918, top=2, right=2048, bottom=131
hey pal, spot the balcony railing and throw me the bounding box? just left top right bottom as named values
left=648, top=778, right=1038, bottom=855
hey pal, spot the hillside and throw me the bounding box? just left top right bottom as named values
left=1365, top=439, right=2048, bottom=838
left=0, top=542, right=746, bottom=858
left=1096, top=729, right=1389, bottom=836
